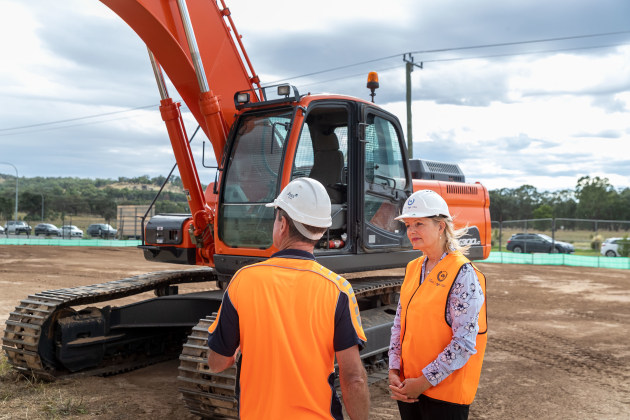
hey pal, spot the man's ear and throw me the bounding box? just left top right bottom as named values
left=280, top=215, right=289, bottom=233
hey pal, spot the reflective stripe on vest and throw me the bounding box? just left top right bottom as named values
left=399, top=251, right=488, bottom=405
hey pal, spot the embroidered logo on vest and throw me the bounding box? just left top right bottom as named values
left=437, top=271, right=448, bottom=282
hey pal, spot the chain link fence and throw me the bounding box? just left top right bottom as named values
left=489, top=218, right=630, bottom=269
left=492, top=218, right=630, bottom=252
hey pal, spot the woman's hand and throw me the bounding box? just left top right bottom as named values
left=388, top=369, right=402, bottom=387
left=389, top=374, right=432, bottom=403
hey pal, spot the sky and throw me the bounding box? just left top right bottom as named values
left=0, top=0, right=629, bottom=192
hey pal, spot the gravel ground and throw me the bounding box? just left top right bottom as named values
left=1, top=246, right=629, bottom=419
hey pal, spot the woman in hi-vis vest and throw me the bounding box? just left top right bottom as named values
left=388, top=190, right=487, bottom=420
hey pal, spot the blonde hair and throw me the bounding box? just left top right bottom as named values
left=433, top=216, right=471, bottom=255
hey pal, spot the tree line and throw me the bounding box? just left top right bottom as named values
left=0, top=175, right=190, bottom=223
left=489, top=176, right=630, bottom=223
left=1, top=173, right=629, bottom=224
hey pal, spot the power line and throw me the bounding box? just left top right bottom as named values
left=298, top=41, right=630, bottom=89
left=0, top=113, right=140, bottom=137
left=0, top=104, right=157, bottom=132
left=0, top=103, right=191, bottom=137
left=265, top=30, right=630, bottom=85
left=3, top=30, right=629, bottom=135
left=407, top=30, right=630, bottom=56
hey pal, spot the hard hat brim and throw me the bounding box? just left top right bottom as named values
left=265, top=200, right=332, bottom=228
left=394, top=211, right=451, bottom=221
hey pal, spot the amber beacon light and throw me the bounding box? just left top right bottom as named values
left=367, top=71, right=379, bottom=103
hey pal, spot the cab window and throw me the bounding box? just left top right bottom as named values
left=219, top=109, right=291, bottom=248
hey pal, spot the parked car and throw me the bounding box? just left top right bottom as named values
left=0, top=225, right=4, bottom=234
left=506, top=233, right=575, bottom=254
left=87, top=223, right=117, bottom=238
left=4, top=221, right=32, bottom=235
left=61, top=225, right=83, bottom=238
left=600, top=237, right=629, bottom=257
left=34, top=223, right=61, bottom=236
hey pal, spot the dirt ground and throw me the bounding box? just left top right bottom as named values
left=1, top=245, right=629, bottom=419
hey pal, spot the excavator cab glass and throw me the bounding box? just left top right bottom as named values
left=362, top=112, right=411, bottom=249
left=219, top=108, right=292, bottom=248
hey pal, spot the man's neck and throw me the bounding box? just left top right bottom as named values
left=278, top=238, right=315, bottom=253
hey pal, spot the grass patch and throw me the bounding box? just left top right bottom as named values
left=42, top=394, right=88, bottom=418
left=0, top=353, right=50, bottom=405
left=0, top=353, right=11, bottom=378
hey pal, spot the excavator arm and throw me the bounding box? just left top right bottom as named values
left=100, top=0, right=263, bottom=262
left=100, top=0, right=261, bottom=161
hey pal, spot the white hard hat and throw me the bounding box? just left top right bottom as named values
left=395, top=190, right=451, bottom=221
left=266, top=177, right=332, bottom=239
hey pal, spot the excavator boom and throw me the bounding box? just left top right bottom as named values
left=100, top=0, right=260, bottom=161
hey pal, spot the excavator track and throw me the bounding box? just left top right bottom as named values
left=178, top=275, right=403, bottom=419
left=3, top=270, right=401, bottom=419
left=2, top=267, right=217, bottom=380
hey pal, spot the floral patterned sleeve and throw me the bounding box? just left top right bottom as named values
left=388, top=300, right=403, bottom=370
left=422, top=263, right=484, bottom=386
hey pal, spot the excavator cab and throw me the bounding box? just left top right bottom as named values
left=213, top=95, right=415, bottom=280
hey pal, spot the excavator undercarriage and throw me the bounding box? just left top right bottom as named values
left=3, top=269, right=403, bottom=418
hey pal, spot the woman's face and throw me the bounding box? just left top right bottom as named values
left=403, top=217, right=442, bottom=251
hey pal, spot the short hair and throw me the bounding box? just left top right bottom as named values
left=276, top=208, right=326, bottom=245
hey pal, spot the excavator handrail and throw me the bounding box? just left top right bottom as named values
left=218, top=0, right=262, bottom=91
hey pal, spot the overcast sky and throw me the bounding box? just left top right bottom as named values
left=1, top=0, right=629, bottom=192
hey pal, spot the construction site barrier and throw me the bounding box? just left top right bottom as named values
left=0, top=238, right=141, bottom=247
left=484, top=252, right=630, bottom=270
left=1, top=239, right=628, bottom=269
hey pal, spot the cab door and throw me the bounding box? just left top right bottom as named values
left=359, top=108, right=413, bottom=250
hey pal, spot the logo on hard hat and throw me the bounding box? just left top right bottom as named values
left=407, top=198, right=415, bottom=206
left=287, top=192, right=298, bottom=199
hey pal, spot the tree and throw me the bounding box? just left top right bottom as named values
left=545, top=189, right=577, bottom=220
left=20, top=191, right=45, bottom=221
left=512, top=185, right=540, bottom=220
left=0, top=194, right=13, bottom=220
left=489, top=188, right=519, bottom=221
left=532, top=204, right=553, bottom=219
left=575, top=176, right=616, bottom=220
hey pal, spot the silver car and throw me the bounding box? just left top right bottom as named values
left=600, top=237, right=626, bottom=257
left=61, top=225, right=84, bottom=238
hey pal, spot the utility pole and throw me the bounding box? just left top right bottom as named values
left=403, top=53, right=423, bottom=159
left=39, top=192, right=45, bottom=221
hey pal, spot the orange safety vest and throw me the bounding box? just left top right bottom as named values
left=399, top=251, right=487, bottom=405
left=209, top=256, right=366, bottom=419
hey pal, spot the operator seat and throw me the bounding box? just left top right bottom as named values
left=309, top=129, right=346, bottom=230
left=309, top=131, right=344, bottom=203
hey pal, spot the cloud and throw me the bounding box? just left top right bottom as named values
left=1, top=0, right=629, bottom=194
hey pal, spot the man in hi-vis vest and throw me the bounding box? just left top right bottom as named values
left=207, top=177, right=369, bottom=420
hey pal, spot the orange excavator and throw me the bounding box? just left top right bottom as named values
left=2, top=1, right=490, bottom=418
